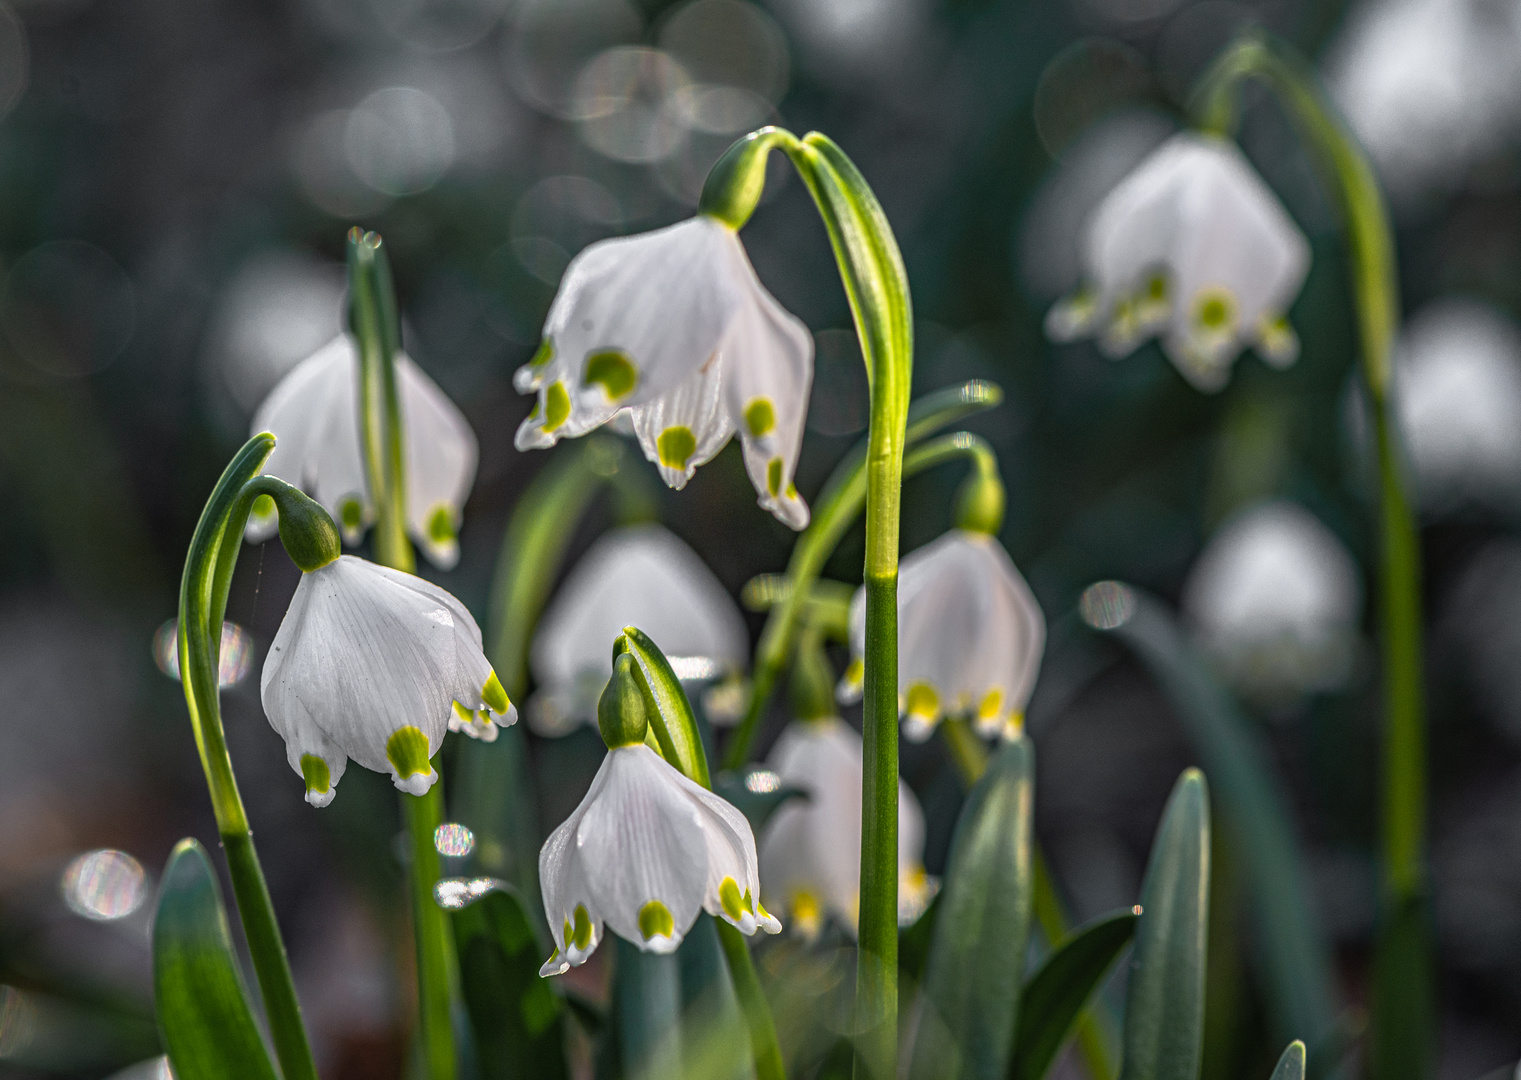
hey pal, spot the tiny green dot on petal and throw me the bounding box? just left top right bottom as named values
left=766, top=457, right=782, bottom=496
left=530, top=338, right=555, bottom=367
left=719, top=877, right=745, bottom=922
left=386, top=726, right=432, bottom=780
left=340, top=497, right=364, bottom=532
left=639, top=899, right=675, bottom=941
left=583, top=350, right=637, bottom=401
left=572, top=905, right=594, bottom=950
left=543, top=381, right=571, bottom=432
left=482, top=671, right=510, bottom=715
left=744, top=398, right=775, bottom=438
left=426, top=505, right=456, bottom=545
left=300, top=754, right=331, bottom=794
left=657, top=426, right=697, bottom=469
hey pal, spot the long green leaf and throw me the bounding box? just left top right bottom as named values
left=614, top=936, right=683, bottom=1080
left=1095, top=590, right=1338, bottom=1050
left=451, top=889, right=569, bottom=1080
left=1010, top=911, right=1137, bottom=1080
left=910, top=736, right=1035, bottom=1080
left=151, top=839, right=279, bottom=1080
left=1272, top=1041, right=1307, bottom=1080
left=1119, top=769, right=1210, bottom=1080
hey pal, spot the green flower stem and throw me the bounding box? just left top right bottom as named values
left=716, top=920, right=788, bottom=1080
left=348, top=227, right=460, bottom=1079
left=1194, top=35, right=1428, bottom=1080
left=177, top=434, right=319, bottom=1080
left=940, top=718, right=1120, bottom=1080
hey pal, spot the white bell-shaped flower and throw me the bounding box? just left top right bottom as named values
left=759, top=717, right=933, bottom=939
left=1045, top=132, right=1311, bottom=393
left=529, top=524, right=748, bottom=736
left=513, top=216, right=814, bottom=529
left=1181, top=500, right=1362, bottom=699
left=538, top=654, right=779, bottom=975
left=261, top=555, right=515, bottom=807
left=841, top=530, right=1046, bottom=743
left=247, top=334, right=479, bottom=569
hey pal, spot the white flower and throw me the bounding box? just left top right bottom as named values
left=529, top=524, right=748, bottom=735
left=1045, top=132, right=1311, bottom=393
left=841, top=530, right=1045, bottom=743
left=538, top=742, right=780, bottom=975
left=1181, top=500, right=1361, bottom=698
left=246, top=334, right=479, bottom=569
left=759, top=717, right=933, bottom=938
left=261, top=555, right=515, bottom=807
left=513, top=216, right=814, bottom=529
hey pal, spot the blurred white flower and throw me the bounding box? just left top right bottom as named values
left=247, top=334, right=478, bottom=570
left=840, top=530, right=1045, bottom=743
left=1393, top=299, right=1521, bottom=513
left=261, top=555, right=514, bottom=806
left=539, top=741, right=778, bottom=974
left=1046, top=133, right=1310, bottom=392
left=759, top=717, right=932, bottom=938
left=1181, top=501, right=1362, bottom=698
left=513, top=215, right=814, bottom=528
left=529, top=524, right=748, bottom=735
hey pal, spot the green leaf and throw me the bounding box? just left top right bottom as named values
left=1010, top=911, right=1137, bottom=1080
left=618, top=625, right=709, bottom=788
left=1271, top=1041, right=1306, bottom=1080
left=451, top=888, right=569, bottom=1080
left=613, top=935, right=682, bottom=1080
left=455, top=726, right=545, bottom=926
left=1095, top=590, right=1338, bottom=1050
left=910, top=736, right=1035, bottom=1080
left=1370, top=892, right=1434, bottom=1080
left=151, top=839, right=279, bottom=1080
left=1119, top=769, right=1210, bottom=1080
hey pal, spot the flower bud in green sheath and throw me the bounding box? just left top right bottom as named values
left=253, top=478, right=341, bottom=572
left=954, top=449, right=1006, bottom=536
left=598, top=653, right=650, bottom=749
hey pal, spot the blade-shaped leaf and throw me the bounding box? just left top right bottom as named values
left=1119, top=769, right=1210, bottom=1080
left=451, top=888, right=568, bottom=1080
left=151, top=839, right=279, bottom=1080
left=618, top=625, right=709, bottom=788
left=1010, top=911, right=1137, bottom=1080
left=613, top=935, right=682, bottom=1080
left=910, top=736, right=1035, bottom=1080
left=1271, top=1041, right=1306, bottom=1080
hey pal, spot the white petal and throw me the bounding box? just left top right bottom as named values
left=722, top=283, right=814, bottom=530
left=539, top=762, right=611, bottom=971
left=629, top=354, right=734, bottom=490
left=398, top=356, right=478, bottom=571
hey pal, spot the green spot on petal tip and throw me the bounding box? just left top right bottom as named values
left=543, top=381, right=571, bottom=432
left=300, top=753, right=330, bottom=794
left=639, top=899, right=674, bottom=941
left=657, top=426, right=697, bottom=470
left=583, top=350, right=637, bottom=400
left=385, top=725, right=432, bottom=779
left=744, top=398, right=775, bottom=437
left=482, top=671, right=510, bottom=715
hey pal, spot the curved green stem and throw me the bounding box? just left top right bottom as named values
left=177, top=435, right=319, bottom=1080
left=1194, top=34, right=1427, bottom=1080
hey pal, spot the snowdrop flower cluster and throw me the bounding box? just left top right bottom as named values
left=1046, top=133, right=1311, bottom=392
left=529, top=525, right=748, bottom=735
left=247, top=334, right=478, bottom=570
left=841, top=530, right=1046, bottom=742
left=759, top=717, right=932, bottom=938
left=261, top=552, right=515, bottom=807
left=513, top=215, right=814, bottom=529
left=538, top=652, right=779, bottom=974
left=1181, top=500, right=1362, bottom=699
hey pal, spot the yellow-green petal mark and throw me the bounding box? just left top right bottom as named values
left=720, top=877, right=746, bottom=922
left=452, top=700, right=475, bottom=724
left=767, top=457, right=783, bottom=496
left=583, top=350, right=637, bottom=401
left=1194, top=288, right=1237, bottom=332
left=905, top=682, right=940, bottom=721
left=977, top=689, right=1004, bottom=720
left=571, top=904, right=594, bottom=950
left=657, top=426, right=697, bottom=470
left=386, top=726, right=432, bottom=780
left=426, top=504, right=456, bottom=546
left=744, top=398, right=776, bottom=438
left=300, top=754, right=331, bottom=795
left=481, top=671, right=510, bottom=715
left=339, top=497, right=364, bottom=534
left=530, top=338, right=555, bottom=368
left=543, top=380, right=571, bottom=432
left=639, top=900, right=675, bottom=941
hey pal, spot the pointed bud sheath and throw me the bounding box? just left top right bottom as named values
left=841, top=530, right=1046, bottom=743
left=759, top=718, right=933, bottom=939
left=954, top=450, right=1006, bottom=536
left=259, top=554, right=515, bottom=807
left=246, top=334, right=478, bottom=569
left=538, top=649, right=779, bottom=976
left=1045, top=132, right=1310, bottom=392
left=251, top=477, right=341, bottom=572
left=512, top=208, right=814, bottom=530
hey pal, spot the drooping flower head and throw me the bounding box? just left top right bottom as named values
left=261, top=551, right=515, bottom=807
left=841, top=530, right=1046, bottom=742
left=247, top=334, right=478, bottom=569
left=1046, top=132, right=1311, bottom=392
left=538, top=652, right=779, bottom=975
left=513, top=216, right=814, bottom=529
left=759, top=717, right=933, bottom=939
left=529, top=524, right=748, bottom=735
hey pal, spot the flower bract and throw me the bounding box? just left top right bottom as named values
left=759, top=717, right=933, bottom=938
left=538, top=742, right=779, bottom=975
left=1045, top=132, right=1310, bottom=392
left=529, top=524, right=748, bottom=735
left=246, top=334, right=479, bottom=569
left=513, top=215, right=814, bottom=529
left=841, top=530, right=1045, bottom=742
left=261, top=555, right=515, bottom=806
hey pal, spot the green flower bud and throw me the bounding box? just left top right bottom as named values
left=954, top=447, right=1006, bottom=536
left=697, top=126, right=800, bottom=231
left=247, top=475, right=342, bottom=572
left=598, top=652, right=651, bottom=749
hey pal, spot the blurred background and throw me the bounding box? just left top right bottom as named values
left=4, top=0, right=1521, bottom=1076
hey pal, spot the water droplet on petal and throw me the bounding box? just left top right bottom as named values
left=61, top=849, right=147, bottom=921
left=433, top=823, right=475, bottom=858
left=153, top=619, right=253, bottom=687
